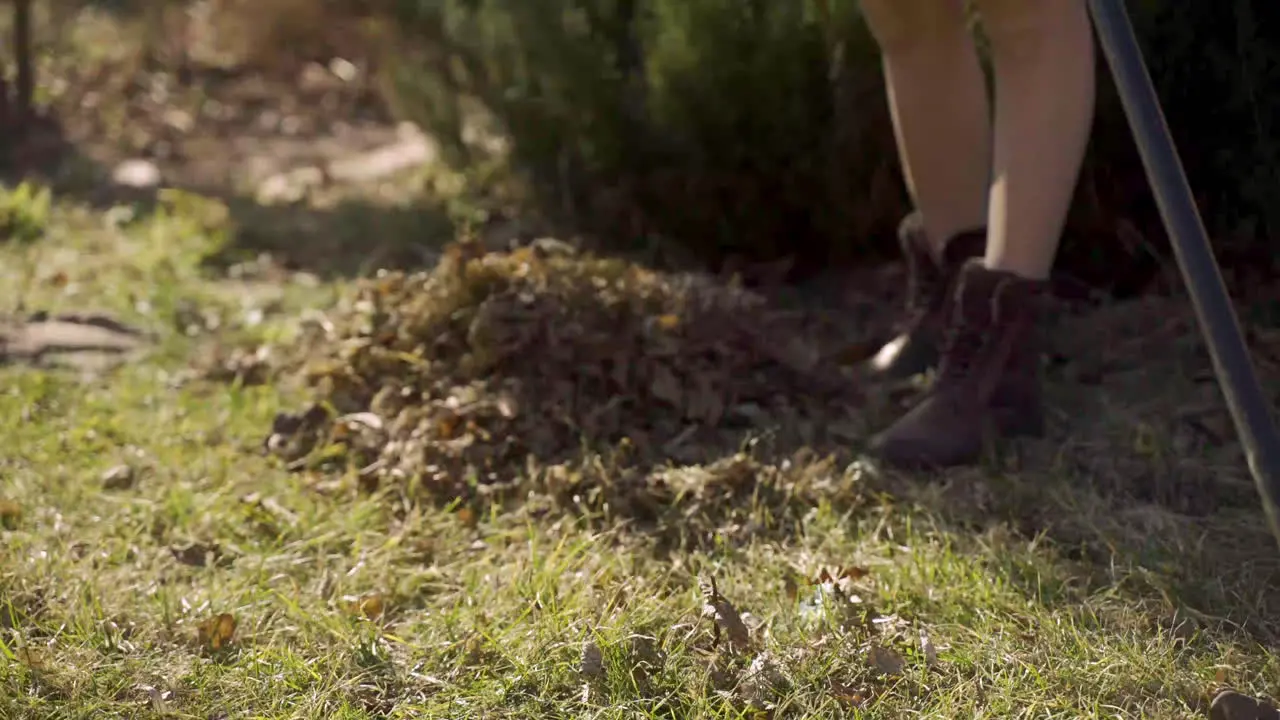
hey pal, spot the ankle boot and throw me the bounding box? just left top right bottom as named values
left=862, top=212, right=986, bottom=381
left=867, top=260, right=1048, bottom=469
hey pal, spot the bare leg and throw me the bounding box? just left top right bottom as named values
left=860, top=0, right=991, bottom=256
left=978, top=0, right=1095, bottom=279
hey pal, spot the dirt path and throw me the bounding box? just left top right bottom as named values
left=44, top=58, right=439, bottom=204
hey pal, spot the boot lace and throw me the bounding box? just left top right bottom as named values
left=897, top=252, right=947, bottom=332
left=937, top=306, right=988, bottom=382
left=937, top=278, right=1024, bottom=387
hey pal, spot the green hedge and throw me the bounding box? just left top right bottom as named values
left=374, top=0, right=1280, bottom=284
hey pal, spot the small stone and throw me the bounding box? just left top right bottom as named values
left=111, top=159, right=161, bottom=188
left=101, top=464, right=136, bottom=490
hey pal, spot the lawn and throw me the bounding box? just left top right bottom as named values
left=0, top=178, right=1276, bottom=720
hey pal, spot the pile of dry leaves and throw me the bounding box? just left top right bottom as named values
left=252, top=240, right=868, bottom=534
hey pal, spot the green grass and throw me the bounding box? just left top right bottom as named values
left=0, top=182, right=1277, bottom=720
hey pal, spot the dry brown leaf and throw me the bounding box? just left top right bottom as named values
left=742, top=650, right=787, bottom=705
left=456, top=506, right=478, bottom=528
left=344, top=593, right=386, bottom=620
left=920, top=629, right=938, bottom=667
left=605, top=587, right=628, bottom=613
left=495, top=392, right=519, bottom=418
left=138, top=684, right=171, bottom=714
left=783, top=572, right=800, bottom=602
left=627, top=634, right=662, bottom=667
left=867, top=644, right=905, bottom=677
left=197, top=613, right=237, bottom=651
left=170, top=542, right=220, bottom=568
left=686, top=374, right=725, bottom=425
left=813, top=565, right=870, bottom=585
left=101, top=464, right=136, bottom=490
left=16, top=647, right=47, bottom=670
left=698, top=575, right=750, bottom=651
left=0, top=499, right=21, bottom=528
left=436, top=414, right=462, bottom=440
left=650, top=365, right=683, bottom=408
left=830, top=679, right=871, bottom=709
left=656, top=314, right=681, bottom=331
left=580, top=640, right=604, bottom=678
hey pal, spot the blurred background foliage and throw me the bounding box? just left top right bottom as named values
left=2, top=0, right=1278, bottom=293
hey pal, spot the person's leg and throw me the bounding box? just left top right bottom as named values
left=868, top=0, right=1097, bottom=469
left=860, top=0, right=991, bottom=254
left=980, top=0, right=1095, bottom=279
left=858, top=0, right=992, bottom=381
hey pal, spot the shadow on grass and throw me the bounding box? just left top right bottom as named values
left=875, top=296, right=1280, bottom=650
left=203, top=195, right=458, bottom=278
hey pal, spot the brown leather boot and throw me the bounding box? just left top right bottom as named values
left=862, top=212, right=987, bottom=381
left=867, top=260, right=1048, bottom=469
left=1210, top=690, right=1280, bottom=720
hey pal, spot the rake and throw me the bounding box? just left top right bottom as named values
left=1087, top=0, right=1280, bottom=549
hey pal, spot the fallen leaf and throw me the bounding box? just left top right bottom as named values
left=814, top=565, right=869, bottom=585
left=457, top=506, right=478, bottom=528
left=197, top=613, right=237, bottom=651
left=17, top=647, right=47, bottom=670
left=101, top=464, right=136, bottom=490
left=741, top=650, right=787, bottom=705
left=137, top=684, right=172, bottom=714
left=460, top=632, right=489, bottom=665
left=436, top=415, right=461, bottom=440
left=798, top=580, right=866, bottom=629
left=783, top=572, right=800, bottom=602
left=0, top=499, right=21, bottom=528
left=705, top=655, right=739, bottom=691
left=336, top=412, right=384, bottom=432
left=650, top=366, right=684, bottom=408
left=627, top=633, right=662, bottom=667
left=605, top=587, right=628, bottom=613
left=580, top=640, right=604, bottom=678
left=920, top=629, right=938, bottom=666
left=170, top=542, right=220, bottom=568
left=867, top=644, right=905, bottom=677
left=699, top=575, right=750, bottom=651
left=830, top=679, right=871, bottom=709
left=495, top=392, right=519, bottom=418
left=344, top=593, right=386, bottom=620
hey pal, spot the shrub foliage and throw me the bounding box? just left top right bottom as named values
left=14, top=0, right=1280, bottom=283
left=364, top=0, right=1280, bottom=283
left=371, top=0, right=898, bottom=274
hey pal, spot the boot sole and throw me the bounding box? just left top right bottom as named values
left=866, top=408, right=1045, bottom=472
